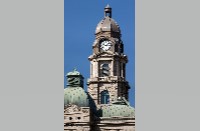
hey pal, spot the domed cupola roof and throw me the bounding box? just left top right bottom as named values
left=66, top=69, right=82, bottom=76
left=64, top=69, right=89, bottom=107
left=95, top=5, right=121, bottom=34
left=100, top=97, right=135, bottom=117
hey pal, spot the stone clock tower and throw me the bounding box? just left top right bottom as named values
left=87, top=5, right=130, bottom=107
left=64, top=5, right=135, bottom=131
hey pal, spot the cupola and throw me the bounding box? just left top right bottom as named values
left=64, top=69, right=89, bottom=107
left=95, top=5, right=121, bottom=35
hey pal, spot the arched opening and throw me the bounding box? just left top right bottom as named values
left=101, top=90, right=110, bottom=104
left=101, top=63, right=110, bottom=77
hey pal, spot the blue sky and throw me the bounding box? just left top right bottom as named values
left=64, top=0, right=135, bottom=107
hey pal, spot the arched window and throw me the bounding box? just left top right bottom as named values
left=101, top=90, right=109, bottom=104
left=101, top=63, right=110, bottom=77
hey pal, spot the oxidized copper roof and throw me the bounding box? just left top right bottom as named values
left=64, top=69, right=89, bottom=107
left=100, top=97, right=135, bottom=117
left=64, top=87, right=89, bottom=107
left=66, top=68, right=82, bottom=76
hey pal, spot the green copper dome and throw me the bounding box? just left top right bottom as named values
left=64, top=69, right=89, bottom=107
left=100, top=97, right=135, bottom=117
left=64, top=87, right=89, bottom=107
left=101, top=104, right=135, bottom=117
left=66, top=68, right=82, bottom=76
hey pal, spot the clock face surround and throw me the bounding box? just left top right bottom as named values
left=100, top=40, right=112, bottom=51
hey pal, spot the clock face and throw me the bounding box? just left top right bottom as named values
left=100, top=40, right=112, bottom=51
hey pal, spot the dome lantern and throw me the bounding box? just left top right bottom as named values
left=66, top=68, right=84, bottom=87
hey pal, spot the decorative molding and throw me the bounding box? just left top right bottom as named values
left=64, top=104, right=81, bottom=113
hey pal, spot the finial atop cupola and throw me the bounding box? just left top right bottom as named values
left=104, top=4, right=112, bottom=18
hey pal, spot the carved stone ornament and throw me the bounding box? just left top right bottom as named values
left=82, top=109, right=89, bottom=113
left=64, top=104, right=81, bottom=113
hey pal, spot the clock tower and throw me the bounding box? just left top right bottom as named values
left=64, top=5, right=135, bottom=131
left=87, top=5, right=130, bottom=107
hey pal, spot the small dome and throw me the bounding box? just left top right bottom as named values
left=95, top=17, right=121, bottom=34
left=64, top=87, right=89, bottom=107
left=101, top=104, right=135, bottom=117
left=100, top=97, right=135, bottom=117
left=95, top=5, right=121, bottom=34
left=66, top=68, right=82, bottom=76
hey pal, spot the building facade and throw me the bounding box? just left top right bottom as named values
left=64, top=5, right=135, bottom=131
